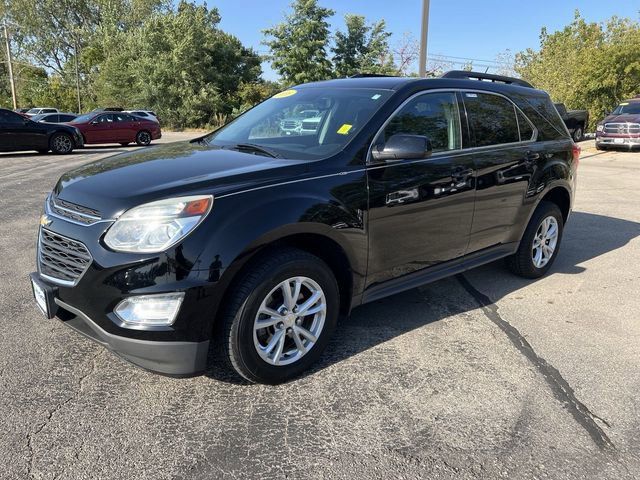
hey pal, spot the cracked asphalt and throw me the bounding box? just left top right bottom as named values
left=1, top=136, right=639, bottom=479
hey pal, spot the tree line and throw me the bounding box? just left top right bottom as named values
left=1, top=2, right=638, bottom=130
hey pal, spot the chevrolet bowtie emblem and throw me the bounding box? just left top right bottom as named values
left=39, top=214, right=52, bottom=227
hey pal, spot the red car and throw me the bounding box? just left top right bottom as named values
left=68, top=111, right=161, bottom=146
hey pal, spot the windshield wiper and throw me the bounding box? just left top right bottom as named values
left=227, top=143, right=282, bottom=159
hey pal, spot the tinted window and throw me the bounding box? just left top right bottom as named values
left=42, top=109, right=56, bottom=114
left=515, top=94, right=567, bottom=141
left=612, top=102, right=640, bottom=115
left=44, top=115, right=59, bottom=123
left=517, top=109, right=534, bottom=141
left=381, top=92, right=461, bottom=153
left=464, top=92, right=519, bottom=147
left=0, top=110, right=25, bottom=125
left=97, top=114, right=113, bottom=123
left=132, top=111, right=147, bottom=117
left=59, top=115, right=75, bottom=122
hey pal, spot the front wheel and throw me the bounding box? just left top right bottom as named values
left=50, top=133, right=74, bottom=154
left=218, top=248, right=339, bottom=384
left=135, top=130, right=151, bottom=146
left=506, top=201, right=564, bottom=278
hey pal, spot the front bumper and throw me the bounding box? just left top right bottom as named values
left=596, top=135, right=640, bottom=147
left=55, top=297, right=209, bottom=375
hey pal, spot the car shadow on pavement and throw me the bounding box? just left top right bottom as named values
left=204, top=211, right=640, bottom=384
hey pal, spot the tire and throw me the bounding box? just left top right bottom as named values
left=572, top=125, right=584, bottom=142
left=217, top=248, right=340, bottom=384
left=596, top=144, right=605, bottom=151
left=135, top=130, right=151, bottom=146
left=50, top=133, right=74, bottom=154
left=120, top=142, right=130, bottom=146
left=506, top=201, right=564, bottom=279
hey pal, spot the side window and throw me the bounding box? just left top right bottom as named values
left=59, top=115, right=74, bottom=122
left=97, top=114, right=113, bottom=123
left=381, top=92, right=461, bottom=153
left=516, top=109, right=535, bottom=141
left=134, top=111, right=147, bottom=117
left=46, top=115, right=59, bottom=123
left=0, top=110, right=25, bottom=125
left=463, top=92, right=520, bottom=147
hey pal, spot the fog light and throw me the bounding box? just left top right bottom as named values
left=114, top=293, right=184, bottom=327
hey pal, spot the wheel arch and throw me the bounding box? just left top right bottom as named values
left=541, top=185, right=571, bottom=223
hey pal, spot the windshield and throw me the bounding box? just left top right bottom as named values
left=202, top=87, right=393, bottom=160
left=26, top=108, right=41, bottom=114
left=612, top=102, right=640, bottom=115
left=70, top=113, right=97, bottom=124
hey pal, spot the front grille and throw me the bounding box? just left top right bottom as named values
left=604, top=123, right=640, bottom=135
left=38, top=229, right=92, bottom=284
left=49, top=196, right=101, bottom=225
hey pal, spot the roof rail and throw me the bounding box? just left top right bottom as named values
left=441, top=70, right=534, bottom=88
left=349, top=73, right=397, bottom=78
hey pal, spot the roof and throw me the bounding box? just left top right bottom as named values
left=296, top=75, right=546, bottom=97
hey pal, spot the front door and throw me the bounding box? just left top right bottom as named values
left=86, top=114, right=115, bottom=143
left=366, top=91, right=477, bottom=287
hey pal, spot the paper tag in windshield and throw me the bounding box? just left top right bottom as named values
left=620, top=102, right=629, bottom=106
left=337, top=124, right=353, bottom=135
left=372, top=94, right=382, bottom=100
left=273, top=89, right=297, bottom=99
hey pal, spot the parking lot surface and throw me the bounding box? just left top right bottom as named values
left=1, top=138, right=639, bottom=479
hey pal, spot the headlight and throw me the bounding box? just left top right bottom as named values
left=104, top=195, right=213, bottom=253
left=596, top=124, right=604, bottom=132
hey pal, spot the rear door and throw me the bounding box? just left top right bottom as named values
left=366, top=91, right=477, bottom=286
left=462, top=91, right=538, bottom=252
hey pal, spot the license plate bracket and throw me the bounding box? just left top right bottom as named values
left=29, top=273, right=58, bottom=319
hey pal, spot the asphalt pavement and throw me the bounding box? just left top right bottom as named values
left=0, top=137, right=638, bottom=479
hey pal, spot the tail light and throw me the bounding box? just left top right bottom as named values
left=572, top=143, right=581, bottom=167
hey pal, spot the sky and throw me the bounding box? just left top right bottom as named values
left=202, top=0, right=640, bottom=80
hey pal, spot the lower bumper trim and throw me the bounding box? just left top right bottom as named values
left=55, top=298, right=209, bottom=376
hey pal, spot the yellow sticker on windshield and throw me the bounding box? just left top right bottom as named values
left=337, top=124, right=353, bottom=135
left=273, top=89, right=297, bottom=99
left=620, top=102, right=629, bottom=106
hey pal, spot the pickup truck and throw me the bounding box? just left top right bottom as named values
left=554, top=103, right=589, bottom=142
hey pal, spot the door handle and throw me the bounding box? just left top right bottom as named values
left=524, top=151, right=540, bottom=167
left=386, top=189, right=419, bottom=205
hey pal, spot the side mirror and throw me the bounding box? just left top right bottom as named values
left=371, top=134, right=432, bottom=162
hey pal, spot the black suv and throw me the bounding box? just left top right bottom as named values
left=30, top=71, right=579, bottom=384
left=0, top=108, right=83, bottom=154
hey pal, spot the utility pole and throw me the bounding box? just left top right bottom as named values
left=3, top=23, right=17, bottom=109
left=418, top=0, right=430, bottom=78
left=74, top=36, right=81, bottom=113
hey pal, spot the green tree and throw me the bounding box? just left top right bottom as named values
left=92, top=1, right=261, bottom=128
left=516, top=11, right=640, bottom=129
left=263, top=0, right=334, bottom=85
left=332, top=14, right=395, bottom=77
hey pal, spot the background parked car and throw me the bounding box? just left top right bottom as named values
left=595, top=97, right=640, bottom=150
left=31, top=113, right=78, bottom=123
left=14, top=108, right=32, bottom=114
left=0, top=108, right=83, bottom=154
left=554, top=103, right=589, bottom=142
left=25, top=107, right=60, bottom=117
left=69, top=111, right=161, bottom=146
left=125, top=110, right=160, bottom=124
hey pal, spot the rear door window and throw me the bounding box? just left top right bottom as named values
left=381, top=91, right=461, bottom=153
left=463, top=92, right=520, bottom=147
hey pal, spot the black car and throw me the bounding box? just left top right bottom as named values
left=31, top=112, right=78, bottom=124
left=0, top=108, right=83, bottom=154
left=30, top=71, right=579, bottom=384
left=554, top=103, right=589, bottom=142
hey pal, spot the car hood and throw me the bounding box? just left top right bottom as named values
left=601, top=114, right=640, bottom=124
left=54, top=141, right=310, bottom=218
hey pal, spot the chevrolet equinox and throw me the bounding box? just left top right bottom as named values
left=30, top=71, right=579, bottom=384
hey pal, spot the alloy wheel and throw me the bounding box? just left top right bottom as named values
left=532, top=215, right=558, bottom=268
left=53, top=135, right=72, bottom=153
left=253, top=276, right=326, bottom=366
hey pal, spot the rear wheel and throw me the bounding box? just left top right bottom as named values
left=135, top=130, right=151, bottom=146
left=217, top=248, right=339, bottom=384
left=50, top=133, right=74, bottom=154
left=507, top=201, right=564, bottom=278
left=572, top=125, right=584, bottom=142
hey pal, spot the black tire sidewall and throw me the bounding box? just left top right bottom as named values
left=519, top=202, right=564, bottom=277
left=231, top=256, right=339, bottom=384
